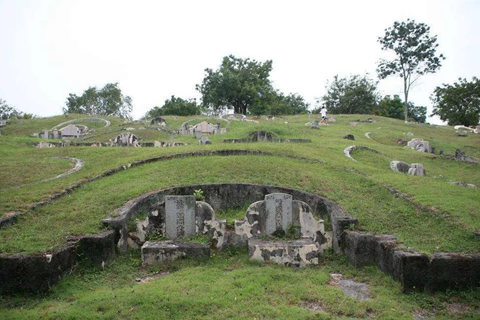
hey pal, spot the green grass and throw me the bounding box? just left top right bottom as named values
left=1, top=113, right=480, bottom=318
left=1, top=251, right=479, bottom=320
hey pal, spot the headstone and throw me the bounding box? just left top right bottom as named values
left=408, top=163, right=425, bottom=176
left=43, top=130, right=49, bottom=139
left=198, top=136, right=211, bottom=145
left=265, top=193, right=293, bottom=235
left=458, top=130, right=468, bottom=137
left=154, top=141, right=162, bottom=147
left=60, top=125, right=81, bottom=138
left=164, top=195, right=196, bottom=239
left=195, top=130, right=202, bottom=139
left=195, top=121, right=215, bottom=134
left=52, top=129, right=59, bottom=139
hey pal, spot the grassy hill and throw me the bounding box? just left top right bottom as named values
left=0, top=114, right=479, bottom=319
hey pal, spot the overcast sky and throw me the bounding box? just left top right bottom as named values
left=0, top=0, right=479, bottom=123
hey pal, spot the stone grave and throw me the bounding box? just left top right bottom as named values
left=141, top=195, right=227, bottom=266
left=390, top=161, right=425, bottom=176
left=113, top=133, right=139, bottom=147
left=60, top=125, right=81, bottom=138
left=194, top=130, right=202, bottom=139
left=164, top=195, right=196, bottom=239
left=407, top=138, right=432, bottom=153
left=198, top=136, right=211, bottom=145
left=235, top=193, right=332, bottom=266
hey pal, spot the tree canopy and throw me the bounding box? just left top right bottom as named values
left=430, top=77, right=480, bottom=126
left=196, top=55, right=273, bottom=115
left=63, top=83, right=132, bottom=119
left=146, top=96, right=201, bottom=117
left=376, top=95, right=426, bottom=123
left=377, top=19, right=445, bottom=122
left=0, top=99, right=34, bottom=120
left=320, top=74, right=379, bottom=114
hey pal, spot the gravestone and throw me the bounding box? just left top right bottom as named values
left=52, top=129, right=59, bottom=139
left=265, top=193, right=293, bottom=235
left=165, top=195, right=196, bottom=239
left=458, top=130, right=468, bottom=137
left=195, top=130, right=202, bottom=139
left=43, top=130, right=49, bottom=139
left=198, top=136, right=211, bottom=145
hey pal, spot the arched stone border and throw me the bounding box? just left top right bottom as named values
left=180, top=118, right=231, bottom=131
left=2, top=150, right=322, bottom=222
left=39, top=157, right=84, bottom=183
left=344, top=145, right=382, bottom=162
left=52, top=117, right=110, bottom=130
left=101, top=183, right=350, bottom=254
left=365, top=132, right=374, bottom=140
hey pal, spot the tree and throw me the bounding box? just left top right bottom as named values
left=147, top=96, right=201, bottom=117
left=196, top=55, right=273, bottom=115
left=63, top=83, right=132, bottom=119
left=377, top=19, right=445, bottom=122
left=375, top=95, right=426, bottom=123
left=430, top=77, right=480, bottom=126
left=0, top=99, right=35, bottom=119
left=321, top=74, right=379, bottom=114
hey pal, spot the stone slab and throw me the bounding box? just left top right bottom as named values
left=265, top=193, right=293, bottom=235
left=165, top=195, right=196, bottom=239
left=248, top=238, right=319, bottom=266
left=141, top=241, right=210, bottom=266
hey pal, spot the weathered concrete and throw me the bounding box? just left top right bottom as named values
left=141, top=241, right=210, bottom=266
left=248, top=238, right=319, bottom=266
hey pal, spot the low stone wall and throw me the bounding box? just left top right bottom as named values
left=0, top=231, right=115, bottom=293
left=343, top=231, right=480, bottom=292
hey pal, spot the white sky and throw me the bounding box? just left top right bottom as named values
left=0, top=0, right=479, bottom=124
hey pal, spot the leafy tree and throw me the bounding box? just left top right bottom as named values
left=0, top=99, right=34, bottom=119
left=430, top=77, right=480, bottom=126
left=321, top=74, right=379, bottom=114
left=377, top=19, right=445, bottom=122
left=196, top=55, right=273, bottom=115
left=375, top=95, right=426, bottom=123
left=63, top=83, right=132, bottom=119
left=147, top=96, right=201, bottom=117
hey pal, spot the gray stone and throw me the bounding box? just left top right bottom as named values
left=390, top=161, right=411, bottom=174
left=337, top=279, right=370, bottom=300
left=43, top=129, right=50, bottom=139
left=408, top=163, right=425, bottom=176
left=60, top=125, right=81, bottom=138
left=141, top=241, right=210, bottom=266
left=406, top=132, right=414, bottom=136
left=458, top=130, right=468, bottom=137
left=113, top=133, right=139, bottom=147
left=407, top=138, right=432, bottom=153
left=52, top=129, right=59, bottom=139
left=248, top=238, right=319, bottom=266
left=265, top=193, right=293, bottom=235
left=198, top=136, right=211, bottom=145
left=165, top=195, right=196, bottom=240
left=194, top=130, right=202, bottom=139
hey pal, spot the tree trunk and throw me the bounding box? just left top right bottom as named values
left=404, top=78, right=409, bottom=123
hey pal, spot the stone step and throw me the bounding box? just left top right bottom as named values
left=141, top=241, right=210, bottom=266
left=248, top=238, right=319, bottom=266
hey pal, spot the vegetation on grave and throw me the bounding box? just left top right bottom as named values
left=1, top=112, right=480, bottom=318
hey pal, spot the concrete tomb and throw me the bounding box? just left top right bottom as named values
left=113, top=133, right=140, bottom=147
left=235, top=193, right=332, bottom=266
left=407, top=138, right=432, bottom=153
left=390, top=161, right=426, bottom=176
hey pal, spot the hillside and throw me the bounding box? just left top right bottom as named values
left=0, top=114, right=479, bottom=319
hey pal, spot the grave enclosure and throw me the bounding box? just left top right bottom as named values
left=1, top=183, right=480, bottom=293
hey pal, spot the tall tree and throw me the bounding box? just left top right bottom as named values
left=377, top=19, right=445, bottom=122
left=430, top=77, right=480, bottom=126
left=321, top=74, right=379, bottom=114
left=63, top=83, right=132, bottom=119
left=196, top=55, right=273, bottom=115
left=147, top=96, right=201, bottom=117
